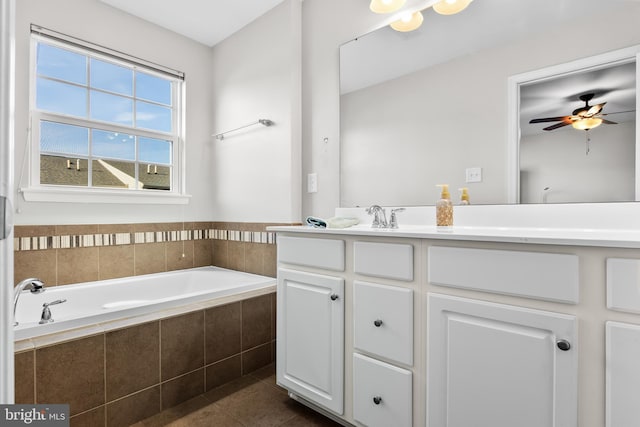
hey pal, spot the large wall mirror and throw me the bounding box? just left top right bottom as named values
left=340, top=0, right=640, bottom=207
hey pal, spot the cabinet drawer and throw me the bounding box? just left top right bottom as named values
left=428, top=246, right=579, bottom=303
left=277, top=236, right=345, bottom=271
left=354, top=281, right=413, bottom=365
left=354, top=241, right=413, bottom=281
left=353, top=353, right=412, bottom=427
left=607, top=258, right=640, bottom=314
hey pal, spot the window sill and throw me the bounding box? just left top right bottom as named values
left=20, top=187, right=191, bottom=205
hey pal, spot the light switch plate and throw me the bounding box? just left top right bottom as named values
left=465, top=167, right=482, bottom=183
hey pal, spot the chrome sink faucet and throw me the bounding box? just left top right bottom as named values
left=366, top=205, right=406, bottom=229
left=13, top=278, right=45, bottom=326
left=366, top=205, right=388, bottom=228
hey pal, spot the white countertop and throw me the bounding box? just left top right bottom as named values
left=267, top=224, right=640, bottom=249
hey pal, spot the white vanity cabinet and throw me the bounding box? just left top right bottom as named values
left=428, top=293, right=578, bottom=427
left=276, top=236, right=346, bottom=415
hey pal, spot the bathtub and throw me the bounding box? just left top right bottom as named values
left=14, top=266, right=276, bottom=341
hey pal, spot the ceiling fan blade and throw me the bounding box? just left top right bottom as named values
left=602, top=119, right=618, bottom=125
left=601, top=110, right=636, bottom=116
left=529, top=116, right=570, bottom=124
left=543, top=122, right=571, bottom=131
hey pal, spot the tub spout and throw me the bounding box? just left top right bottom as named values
left=13, top=278, right=45, bottom=326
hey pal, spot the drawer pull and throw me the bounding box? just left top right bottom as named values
left=373, top=319, right=383, bottom=327
left=373, top=396, right=382, bottom=405
left=330, top=293, right=339, bottom=301
left=556, top=339, right=571, bottom=351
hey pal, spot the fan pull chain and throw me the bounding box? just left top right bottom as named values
left=585, top=131, right=591, bottom=155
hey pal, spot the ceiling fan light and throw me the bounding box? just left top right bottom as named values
left=390, top=11, right=424, bottom=32
left=370, top=0, right=406, bottom=14
left=572, top=117, right=603, bottom=130
left=433, top=0, right=473, bottom=15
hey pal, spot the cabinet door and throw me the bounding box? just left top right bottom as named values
left=606, top=321, right=640, bottom=427
left=428, top=293, right=577, bottom=427
left=276, top=268, right=345, bottom=414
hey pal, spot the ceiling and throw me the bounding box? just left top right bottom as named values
left=99, top=0, right=286, bottom=47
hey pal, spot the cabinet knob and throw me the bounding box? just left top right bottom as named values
left=373, top=319, right=383, bottom=327
left=330, top=294, right=339, bottom=301
left=556, top=339, right=571, bottom=351
left=373, top=396, right=382, bottom=405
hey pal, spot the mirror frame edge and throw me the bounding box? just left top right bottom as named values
left=507, top=44, right=640, bottom=204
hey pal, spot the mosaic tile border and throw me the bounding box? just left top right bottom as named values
left=14, top=228, right=277, bottom=251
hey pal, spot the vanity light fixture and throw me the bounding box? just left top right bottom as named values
left=370, top=0, right=406, bottom=14
left=432, top=0, right=473, bottom=15
left=571, top=117, right=603, bottom=131
left=390, top=10, right=424, bottom=32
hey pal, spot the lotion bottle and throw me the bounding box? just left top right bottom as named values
left=436, top=184, right=453, bottom=228
left=459, top=187, right=470, bottom=205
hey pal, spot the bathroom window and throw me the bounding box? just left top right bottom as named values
left=25, top=26, right=187, bottom=203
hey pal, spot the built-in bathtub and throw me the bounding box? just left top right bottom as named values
left=14, top=266, right=276, bottom=341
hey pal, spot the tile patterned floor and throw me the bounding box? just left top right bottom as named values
left=133, top=364, right=343, bottom=426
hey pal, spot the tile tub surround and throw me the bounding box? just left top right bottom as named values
left=14, top=293, right=276, bottom=426
left=13, top=221, right=298, bottom=285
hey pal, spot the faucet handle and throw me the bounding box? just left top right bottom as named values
left=39, top=299, right=67, bottom=324
left=366, top=205, right=387, bottom=228
left=389, top=208, right=405, bottom=229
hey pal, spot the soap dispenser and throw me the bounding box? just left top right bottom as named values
left=436, top=184, right=453, bottom=228
left=459, top=187, right=470, bottom=205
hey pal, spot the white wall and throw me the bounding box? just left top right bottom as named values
left=302, top=1, right=640, bottom=214
left=520, top=122, right=635, bottom=204
left=210, top=0, right=301, bottom=223
left=14, top=0, right=214, bottom=224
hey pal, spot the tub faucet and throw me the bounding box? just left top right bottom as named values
left=13, top=278, right=45, bottom=326
left=39, top=299, right=67, bottom=324
left=366, top=205, right=388, bottom=228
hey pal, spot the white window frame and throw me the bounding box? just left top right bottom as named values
left=22, top=27, right=189, bottom=204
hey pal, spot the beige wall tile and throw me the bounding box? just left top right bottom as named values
left=212, top=240, right=229, bottom=269
left=244, top=243, right=264, bottom=275
left=106, top=322, right=160, bottom=401
left=56, top=224, right=99, bottom=235
left=57, top=247, right=99, bottom=285
left=194, top=240, right=212, bottom=267
left=99, top=245, right=134, bottom=280
left=13, top=225, right=56, bottom=238
left=205, top=302, right=241, bottom=364
left=242, top=295, right=272, bottom=351
left=135, top=243, right=166, bottom=276
left=14, top=350, right=34, bottom=404
left=161, top=311, right=204, bottom=381
left=14, top=249, right=57, bottom=286
left=98, top=224, right=133, bottom=234
left=36, top=334, right=105, bottom=416
left=166, top=241, right=194, bottom=271
left=263, top=244, right=277, bottom=278
left=227, top=241, right=245, bottom=272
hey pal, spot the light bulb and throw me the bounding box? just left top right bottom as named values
left=370, top=0, right=406, bottom=14
left=433, top=0, right=473, bottom=15
left=390, top=10, right=424, bottom=32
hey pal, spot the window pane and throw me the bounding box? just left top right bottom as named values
left=37, top=43, right=86, bottom=85
left=92, top=129, right=135, bottom=161
left=36, top=78, right=87, bottom=117
left=136, top=101, right=172, bottom=132
left=40, top=155, right=88, bottom=187
left=90, top=90, right=133, bottom=126
left=136, top=72, right=171, bottom=105
left=90, top=58, right=133, bottom=96
left=139, top=137, right=171, bottom=165
left=40, top=121, right=89, bottom=156
left=138, top=164, right=171, bottom=191
left=92, top=159, right=135, bottom=189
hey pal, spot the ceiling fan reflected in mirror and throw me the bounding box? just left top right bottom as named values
left=529, top=93, right=628, bottom=132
